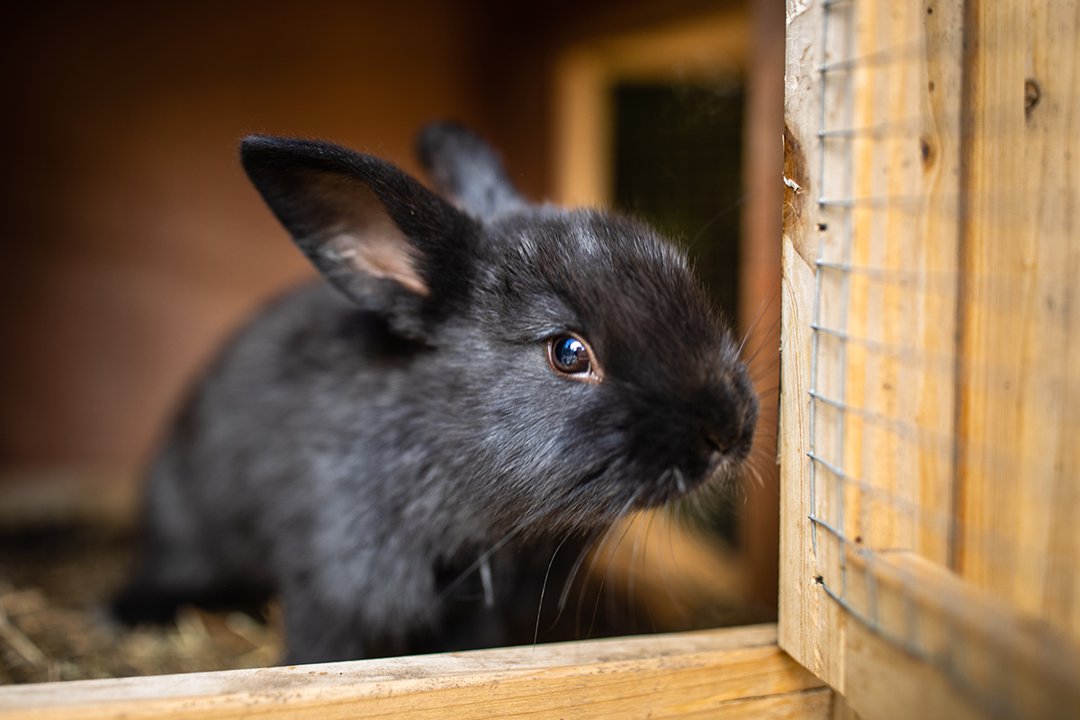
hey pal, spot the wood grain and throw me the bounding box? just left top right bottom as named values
left=780, top=0, right=846, bottom=690
left=0, top=625, right=829, bottom=720
left=956, top=0, right=1080, bottom=642
left=780, top=1, right=1080, bottom=717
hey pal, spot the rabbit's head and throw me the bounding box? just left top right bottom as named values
left=241, top=123, right=757, bottom=535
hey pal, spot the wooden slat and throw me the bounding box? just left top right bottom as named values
left=780, top=0, right=846, bottom=690
left=779, top=225, right=833, bottom=681
left=737, top=0, right=785, bottom=618
left=780, top=0, right=967, bottom=689
left=914, top=0, right=966, bottom=569
left=835, top=0, right=966, bottom=579
left=839, top=0, right=955, bottom=573
left=841, top=550, right=1080, bottom=720
left=831, top=694, right=863, bottom=720
left=842, top=620, right=981, bottom=720
left=956, top=0, right=1080, bottom=642
left=0, top=625, right=829, bottom=720
left=554, top=49, right=609, bottom=207
left=0, top=470, right=137, bottom=532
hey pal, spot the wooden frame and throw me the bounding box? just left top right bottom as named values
left=780, top=1, right=1080, bottom=718
left=552, top=8, right=750, bottom=207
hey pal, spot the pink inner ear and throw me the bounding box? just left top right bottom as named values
left=326, top=230, right=430, bottom=297
left=307, top=171, right=431, bottom=298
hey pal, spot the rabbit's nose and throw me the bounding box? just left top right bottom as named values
left=703, top=374, right=758, bottom=458
left=703, top=429, right=740, bottom=470
left=705, top=430, right=736, bottom=455
left=702, top=402, right=756, bottom=461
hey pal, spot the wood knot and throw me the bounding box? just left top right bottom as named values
left=1024, top=79, right=1041, bottom=116
left=920, top=136, right=935, bottom=170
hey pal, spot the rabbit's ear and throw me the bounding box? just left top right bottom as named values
left=241, top=135, right=478, bottom=340
left=416, top=121, right=526, bottom=220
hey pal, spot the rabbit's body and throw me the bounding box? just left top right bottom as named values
left=115, top=124, right=758, bottom=663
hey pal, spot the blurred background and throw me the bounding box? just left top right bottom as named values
left=0, top=0, right=782, bottom=678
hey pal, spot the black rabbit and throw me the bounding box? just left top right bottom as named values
left=113, top=122, right=758, bottom=663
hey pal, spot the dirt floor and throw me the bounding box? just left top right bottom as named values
left=0, top=526, right=281, bottom=683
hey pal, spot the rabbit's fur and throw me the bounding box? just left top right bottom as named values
left=113, top=123, right=758, bottom=663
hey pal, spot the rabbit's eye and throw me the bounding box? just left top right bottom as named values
left=547, top=334, right=601, bottom=382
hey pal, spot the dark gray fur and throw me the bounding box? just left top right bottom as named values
left=113, top=122, right=758, bottom=663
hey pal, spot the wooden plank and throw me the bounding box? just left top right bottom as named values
left=840, top=550, right=1080, bottom=720
left=807, top=0, right=855, bottom=688
left=831, top=694, right=862, bottom=720
left=780, top=228, right=837, bottom=685
left=779, top=0, right=846, bottom=691
left=798, top=0, right=969, bottom=573
left=838, top=0, right=964, bottom=577
left=956, top=0, right=1080, bottom=641
left=842, top=620, right=982, bottom=720
left=0, top=470, right=136, bottom=532
left=737, top=0, right=785, bottom=617
left=955, top=0, right=1034, bottom=619
left=0, top=625, right=829, bottom=720
left=779, top=0, right=967, bottom=686
left=914, top=0, right=966, bottom=569
left=553, top=49, right=610, bottom=207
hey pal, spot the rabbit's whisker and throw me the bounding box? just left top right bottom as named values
left=736, top=282, right=780, bottom=357
left=435, top=484, right=584, bottom=606
left=583, top=505, right=640, bottom=640
left=532, top=532, right=575, bottom=647
left=558, top=487, right=641, bottom=617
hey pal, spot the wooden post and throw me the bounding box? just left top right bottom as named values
left=737, top=0, right=786, bottom=620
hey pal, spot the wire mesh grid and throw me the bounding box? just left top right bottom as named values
left=809, top=0, right=941, bottom=615
left=803, top=1, right=1079, bottom=716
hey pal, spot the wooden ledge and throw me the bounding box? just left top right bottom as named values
left=0, top=624, right=829, bottom=719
